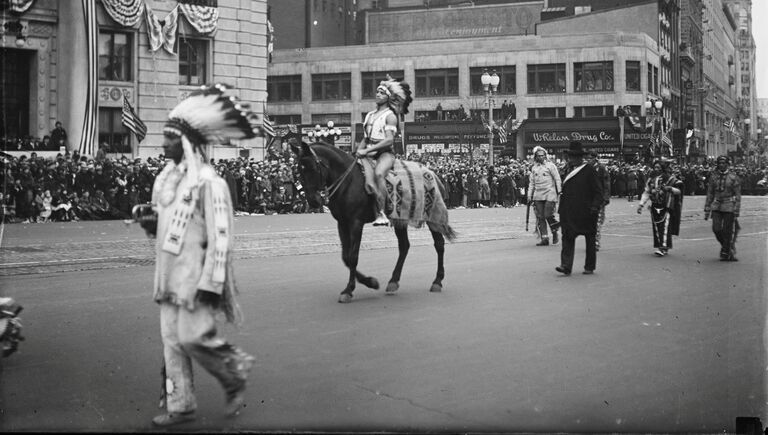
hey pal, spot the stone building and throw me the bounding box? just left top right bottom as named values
left=268, top=1, right=676, bottom=160
left=0, top=0, right=269, bottom=160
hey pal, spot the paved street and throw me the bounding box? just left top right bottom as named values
left=1, top=196, right=766, bottom=433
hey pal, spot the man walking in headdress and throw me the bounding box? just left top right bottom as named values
left=637, top=159, right=684, bottom=257
left=138, top=84, right=258, bottom=426
left=704, top=155, right=741, bottom=261
left=555, top=142, right=603, bottom=275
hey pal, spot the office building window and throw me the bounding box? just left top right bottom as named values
left=574, top=61, right=613, bottom=92
left=574, top=106, right=614, bottom=118
left=527, top=64, right=566, bottom=94
left=272, top=114, right=302, bottom=124
left=626, top=61, right=641, bottom=91
left=415, top=68, right=459, bottom=97
left=179, top=38, right=208, bottom=86
left=311, top=113, right=351, bottom=124
left=361, top=70, right=404, bottom=99
left=98, top=31, right=132, bottom=81
left=469, top=66, right=515, bottom=95
left=527, top=107, right=566, bottom=119
left=312, top=73, right=351, bottom=100
left=268, top=75, right=302, bottom=102
left=98, top=108, right=130, bottom=153
left=647, top=63, right=659, bottom=95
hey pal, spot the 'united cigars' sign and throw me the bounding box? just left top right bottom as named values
left=525, top=129, right=652, bottom=145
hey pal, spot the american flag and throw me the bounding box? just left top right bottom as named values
left=661, top=131, right=673, bottom=155
left=122, top=95, right=147, bottom=143
left=262, top=113, right=276, bottom=144
left=723, top=118, right=736, bottom=133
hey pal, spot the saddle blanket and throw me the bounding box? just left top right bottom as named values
left=360, top=158, right=450, bottom=229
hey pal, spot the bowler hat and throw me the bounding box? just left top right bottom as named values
left=564, top=141, right=586, bottom=156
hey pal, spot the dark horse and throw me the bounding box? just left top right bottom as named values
left=291, top=141, right=456, bottom=303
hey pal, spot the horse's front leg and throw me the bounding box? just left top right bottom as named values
left=386, top=226, right=410, bottom=294
left=430, top=230, right=445, bottom=292
left=338, top=220, right=378, bottom=303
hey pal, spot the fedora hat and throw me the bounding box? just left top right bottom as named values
left=564, top=141, right=586, bottom=156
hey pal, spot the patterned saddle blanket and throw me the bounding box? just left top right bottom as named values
left=359, top=158, right=450, bottom=229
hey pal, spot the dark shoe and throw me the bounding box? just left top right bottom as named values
left=536, top=239, right=550, bottom=246
left=152, top=411, right=196, bottom=427
left=654, top=249, right=666, bottom=257
left=551, top=231, right=559, bottom=245
left=582, top=270, right=594, bottom=275
left=555, top=266, right=571, bottom=275
left=225, top=353, right=255, bottom=417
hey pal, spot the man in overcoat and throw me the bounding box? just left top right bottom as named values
left=556, top=142, right=603, bottom=275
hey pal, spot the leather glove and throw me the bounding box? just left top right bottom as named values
left=704, top=211, right=710, bottom=221
left=636, top=205, right=643, bottom=214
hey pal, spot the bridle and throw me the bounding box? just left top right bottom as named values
left=300, top=145, right=357, bottom=201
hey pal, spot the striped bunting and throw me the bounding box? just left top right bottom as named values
left=78, top=0, right=98, bottom=157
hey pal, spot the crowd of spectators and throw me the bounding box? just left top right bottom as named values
left=2, top=145, right=767, bottom=224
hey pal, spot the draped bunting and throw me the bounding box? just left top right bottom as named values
left=78, top=0, right=99, bottom=157
left=101, top=0, right=145, bottom=27
left=145, top=4, right=179, bottom=54
left=4, top=0, right=35, bottom=12
left=179, top=3, right=219, bottom=34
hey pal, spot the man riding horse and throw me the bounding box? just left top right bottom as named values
left=353, top=76, right=413, bottom=226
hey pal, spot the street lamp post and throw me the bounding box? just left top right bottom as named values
left=307, top=120, right=342, bottom=145
left=480, top=69, right=500, bottom=167
left=644, top=98, right=664, bottom=160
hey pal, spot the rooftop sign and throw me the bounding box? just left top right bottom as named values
left=367, top=3, right=541, bottom=43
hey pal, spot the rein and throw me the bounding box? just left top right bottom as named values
left=305, top=145, right=357, bottom=200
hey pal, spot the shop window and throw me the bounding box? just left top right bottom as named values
left=361, top=70, right=404, bottom=99
left=470, top=66, right=516, bottom=95
left=272, top=114, right=302, bottom=124
left=574, top=61, right=613, bottom=92
left=312, top=73, right=351, bottom=100
left=415, top=68, right=459, bottom=97
left=527, top=107, right=565, bottom=119
left=268, top=75, right=302, bottom=102
left=98, top=107, right=130, bottom=153
left=626, top=61, right=641, bottom=91
left=574, top=106, right=614, bottom=118
left=647, top=63, right=659, bottom=95
left=311, top=113, right=351, bottom=124
left=179, top=37, right=209, bottom=86
left=98, top=31, right=132, bottom=82
left=527, top=63, right=566, bottom=94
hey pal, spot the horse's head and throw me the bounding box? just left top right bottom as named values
left=290, top=141, right=326, bottom=208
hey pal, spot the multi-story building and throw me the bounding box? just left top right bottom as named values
left=0, top=0, right=269, bottom=160
left=679, top=0, right=706, bottom=157
left=700, top=0, right=740, bottom=157
left=268, top=1, right=681, bottom=160
left=724, top=0, right=757, bottom=143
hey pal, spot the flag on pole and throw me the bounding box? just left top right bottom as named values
left=723, top=118, right=736, bottom=133
left=661, top=130, right=673, bottom=156
left=122, top=95, right=147, bottom=143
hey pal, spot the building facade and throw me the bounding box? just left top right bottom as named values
left=0, top=0, right=269, bottom=160
left=724, top=0, right=757, bottom=143
left=268, top=1, right=675, bottom=160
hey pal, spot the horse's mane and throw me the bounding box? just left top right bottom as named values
left=308, top=141, right=354, bottom=165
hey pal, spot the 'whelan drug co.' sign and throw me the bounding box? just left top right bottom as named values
left=524, top=129, right=652, bottom=146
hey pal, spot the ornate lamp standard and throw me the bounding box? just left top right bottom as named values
left=307, top=120, right=342, bottom=145
left=480, top=69, right=500, bottom=167
left=644, top=98, right=663, bottom=159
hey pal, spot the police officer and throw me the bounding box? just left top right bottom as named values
left=704, top=155, right=741, bottom=261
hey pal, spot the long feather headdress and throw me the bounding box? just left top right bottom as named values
left=377, top=75, right=413, bottom=115
left=164, top=83, right=261, bottom=146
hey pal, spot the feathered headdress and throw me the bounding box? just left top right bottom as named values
left=164, top=83, right=261, bottom=147
left=377, top=75, right=413, bottom=115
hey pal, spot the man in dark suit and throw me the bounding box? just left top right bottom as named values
left=556, top=142, right=603, bottom=275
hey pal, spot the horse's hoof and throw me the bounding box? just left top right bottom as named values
left=338, top=293, right=353, bottom=303
left=368, top=277, right=380, bottom=290
left=429, top=283, right=442, bottom=293
left=385, top=282, right=399, bottom=294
